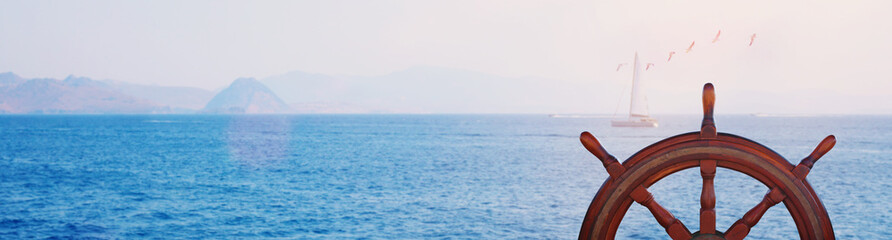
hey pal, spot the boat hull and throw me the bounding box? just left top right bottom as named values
left=611, top=119, right=659, bottom=128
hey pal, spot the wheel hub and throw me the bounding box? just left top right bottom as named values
left=691, top=231, right=725, bottom=240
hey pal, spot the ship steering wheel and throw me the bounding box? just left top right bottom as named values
left=578, top=83, right=835, bottom=240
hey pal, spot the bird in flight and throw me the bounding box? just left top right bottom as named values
left=712, top=30, right=721, bottom=43
left=667, top=51, right=676, bottom=62
left=685, top=41, right=695, bottom=53
left=646, top=63, right=655, bottom=70
left=616, top=63, right=626, bottom=71
left=749, top=33, right=757, bottom=46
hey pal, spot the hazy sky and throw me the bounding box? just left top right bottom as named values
left=1, top=0, right=890, bottom=114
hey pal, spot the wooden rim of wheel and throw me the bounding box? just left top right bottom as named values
left=578, top=83, right=835, bottom=240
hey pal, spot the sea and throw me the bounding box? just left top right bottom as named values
left=0, top=114, right=889, bottom=239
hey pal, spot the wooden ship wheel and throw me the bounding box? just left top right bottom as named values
left=578, top=83, right=835, bottom=240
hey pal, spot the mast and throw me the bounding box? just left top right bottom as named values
left=629, top=52, right=649, bottom=118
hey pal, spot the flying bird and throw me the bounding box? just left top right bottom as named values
left=646, top=63, right=655, bottom=71
left=749, top=33, right=757, bottom=46
left=616, top=63, right=626, bottom=71
left=712, top=30, right=721, bottom=43
left=667, top=51, right=676, bottom=62
left=685, top=41, right=695, bottom=53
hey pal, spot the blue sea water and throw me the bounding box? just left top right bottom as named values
left=0, top=114, right=889, bottom=239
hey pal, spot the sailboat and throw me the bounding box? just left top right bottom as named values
left=611, top=52, right=659, bottom=127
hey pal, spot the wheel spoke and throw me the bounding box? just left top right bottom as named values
left=700, top=160, right=717, bottom=234
left=724, top=188, right=786, bottom=240
left=629, top=186, right=692, bottom=240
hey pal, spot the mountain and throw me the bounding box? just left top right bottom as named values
left=0, top=66, right=596, bottom=114
left=202, top=78, right=292, bottom=114
left=0, top=72, right=217, bottom=114
left=261, top=66, right=592, bottom=113
left=0, top=74, right=162, bottom=113
left=0, top=72, right=25, bottom=86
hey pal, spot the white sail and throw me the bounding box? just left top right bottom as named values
left=612, top=52, right=658, bottom=127
left=629, top=52, right=649, bottom=118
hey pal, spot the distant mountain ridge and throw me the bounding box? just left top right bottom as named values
left=0, top=72, right=25, bottom=85
left=0, top=72, right=213, bottom=114
left=0, top=74, right=159, bottom=113
left=0, top=66, right=593, bottom=114
left=202, top=78, right=292, bottom=114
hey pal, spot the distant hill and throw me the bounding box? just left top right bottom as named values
left=0, top=72, right=25, bottom=86
left=0, top=74, right=162, bottom=113
left=0, top=66, right=597, bottom=114
left=202, top=78, right=292, bottom=114
left=0, top=72, right=214, bottom=114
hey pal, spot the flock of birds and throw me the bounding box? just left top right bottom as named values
left=617, top=30, right=758, bottom=72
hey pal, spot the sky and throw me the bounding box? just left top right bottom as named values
left=1, top=0, right=890, bottom=114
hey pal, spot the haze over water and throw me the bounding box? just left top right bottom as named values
left=0, top=114, right=888, bottom=239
